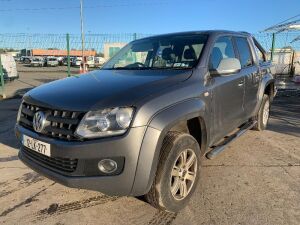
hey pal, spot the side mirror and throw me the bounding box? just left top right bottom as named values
left=210, top=58, right=241, bottom=76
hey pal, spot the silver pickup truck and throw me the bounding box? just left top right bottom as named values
left=16, top=30, right=276, bottom=212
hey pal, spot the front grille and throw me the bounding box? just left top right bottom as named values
left=22, top=147, right=78, bottom=173
left=19, top=102, right=84, bottom=141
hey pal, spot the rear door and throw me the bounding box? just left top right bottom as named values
left=209, top=36, right=245, bottom=142
left=234, top=36, right=260, bottom=118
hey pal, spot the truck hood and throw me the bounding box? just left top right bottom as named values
left=24, top=69, right=192, bottom=111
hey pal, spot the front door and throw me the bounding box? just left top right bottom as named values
left=209, top=36, right=245, bottom=143
left=211, top=72, right=245, bottom=142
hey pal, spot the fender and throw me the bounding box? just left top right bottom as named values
left=253, top=72, right=275, bottom=115
left=130, top=98, right=208, bottom=195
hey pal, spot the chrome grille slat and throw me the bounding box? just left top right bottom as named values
left=21, top=107, right=34, bottom=117
left=19, top=102, right=84, bottom=141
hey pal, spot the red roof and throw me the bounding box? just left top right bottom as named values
left=32, top=49, right=96, bottom=57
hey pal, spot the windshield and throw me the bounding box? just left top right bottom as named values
left=102, top=34, right=208, bottom=70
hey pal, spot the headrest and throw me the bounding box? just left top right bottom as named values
left=212, top=47, right=222, bottom=59
left=184, top=48, right=197, bottom=60
left=210, top=47, right=223, bottom=69
left=225, top=45, right=233, bottom=57
left=162, top=48, right=175, bottom=61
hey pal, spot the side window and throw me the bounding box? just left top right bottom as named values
left=209, top=36, right=236, bottom=70
left=254, top=44, right=266, bottom=63
left=235, top=37, right=253, bottom=68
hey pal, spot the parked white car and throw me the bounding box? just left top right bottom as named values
left=73, top=57, right=82, bottom=67
left=46, top=57, right=59, bottom=67
left=0, top=54, right=19, bottom=81
left=57, top=56, right=64, bottom=66
left=86, top=56, right=95, bottom=68
left=71, top=56, right=96, bottom=68
left=95, top=57, right=106, bottom=67
left=30, top=57, right=46, bottom=67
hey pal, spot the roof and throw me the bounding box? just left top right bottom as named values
left=137, top=30, right=251, bottom=41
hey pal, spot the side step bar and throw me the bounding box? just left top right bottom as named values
left=206, top=121, right=257, bottom=159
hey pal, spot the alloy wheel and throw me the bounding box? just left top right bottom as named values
left=262, top=100, right=270, bottom=126
left=170, top=149, right=197, bottom=200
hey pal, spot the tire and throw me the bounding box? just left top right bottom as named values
left=253, top=94, right=270, bottom=131
left=145, top=131, right=201, bottom=212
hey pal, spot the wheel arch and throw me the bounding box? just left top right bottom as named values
left=264, top=81, right=275, bottom=101
left=254, top=73, right=276, bottom=115
left=131, top=98, right=209, bottom=196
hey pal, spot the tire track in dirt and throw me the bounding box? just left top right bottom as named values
left=0, top=172, right=44, bottom=198
left=35, top=195, right=119, bottom=221
left=0, top=166, right=27, bottom=170
left=0, top=182, right=55, bottom=217
left=0, top=155, right=18, bottom=162
left=147, top=211, right=177, bottom=225
left=15, top=172, right=45, bottom=185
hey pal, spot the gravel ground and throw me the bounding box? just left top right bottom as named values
left=0, top=66, right=299, bottom=225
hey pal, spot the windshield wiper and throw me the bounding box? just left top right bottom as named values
left=148, top=67, right=192, bottom=70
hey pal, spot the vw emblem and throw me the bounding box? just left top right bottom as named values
left=33, top=111, right=47, bottom=133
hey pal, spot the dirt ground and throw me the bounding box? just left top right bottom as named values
left=0, top=65, right=299, bottom=225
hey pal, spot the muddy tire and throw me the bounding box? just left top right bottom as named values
left=253, top=94, right=270, bottom=131
left=144, top=132, right=201, bottom=212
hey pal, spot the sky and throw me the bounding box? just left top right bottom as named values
left=0, top=0, right=299, bottom=34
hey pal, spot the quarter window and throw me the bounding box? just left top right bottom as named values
left=209, top=36, right=236, bottom=70
left=235, top=37, right=253, bottom=68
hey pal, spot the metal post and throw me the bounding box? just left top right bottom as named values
left=66, top=33, right=71, bottom=77
left=0, top=55, right=5, bottom=99
left=290, top=50, right=295, bottom=77
left=270, top=33, right=276, bottom=61
left=80, top=0, right=85, bottom=68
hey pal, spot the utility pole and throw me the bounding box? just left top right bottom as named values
left=80, top=0, right=86, bottom=72
left=66, top=33, right=71, bottom=77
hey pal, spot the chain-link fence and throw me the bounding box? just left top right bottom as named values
left=0, top=33, right=152, bottom=54
left=1, top=32, right=300, bottom=76
left=0, top=32, right=299, bottom=75
left=1, top=32, right=300, bottom=53
left=253, top=32, right=300, bottom=51
left=254, top=32, right=300, bottom=76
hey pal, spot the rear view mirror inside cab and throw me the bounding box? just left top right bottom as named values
left=210, top=58, right=241, bottom=76
left=131, top=42, right=154, bottom=52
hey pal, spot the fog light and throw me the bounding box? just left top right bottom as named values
left=98, top=159, right=118, bottom=174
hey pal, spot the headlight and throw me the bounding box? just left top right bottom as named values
left=75, top=107, right=134, bottom=139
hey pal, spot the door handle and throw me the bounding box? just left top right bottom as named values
left=238, top=80, right=244, bottom=87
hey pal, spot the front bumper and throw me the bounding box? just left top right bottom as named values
left=16, top=124, right=146, bottom=196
